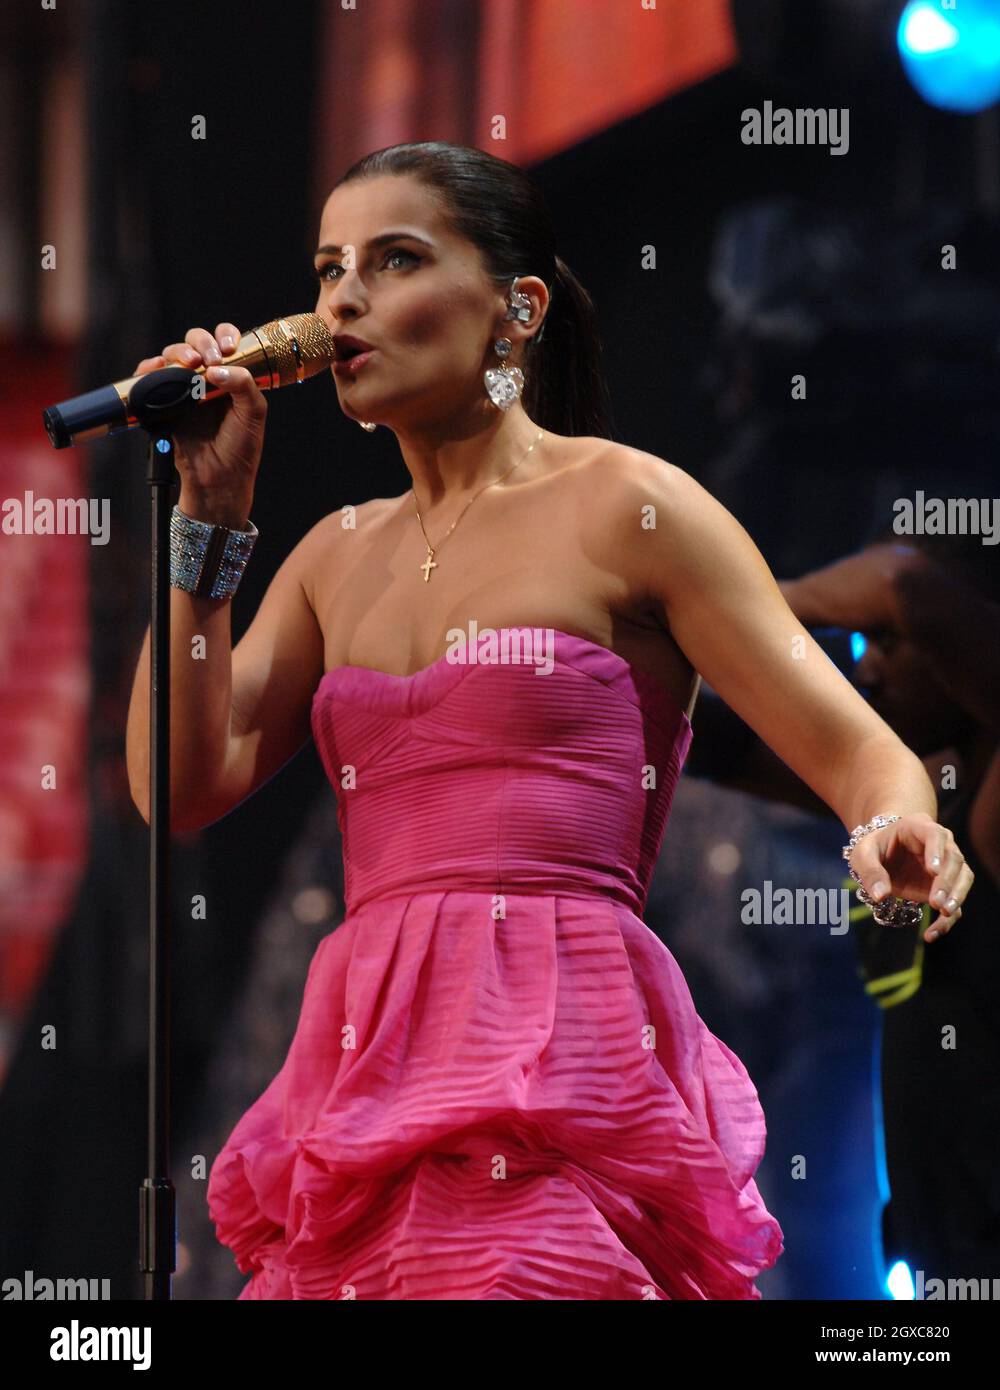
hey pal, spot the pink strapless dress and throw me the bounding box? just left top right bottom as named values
left=207, top=627, right=784, bottom=1299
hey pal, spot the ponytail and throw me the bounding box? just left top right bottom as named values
left=523, top=256, right=616, bottom=440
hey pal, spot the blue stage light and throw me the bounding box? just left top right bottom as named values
left=887, top=1259, right=915, bottom=1299
left=898, top=0, right=1000, bottom=113
left=850, top=631, right=867, bottom=662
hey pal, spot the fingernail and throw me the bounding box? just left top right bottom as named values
left=934, top=889, right=947, bottom=906
left=205, top=344, right=222, bottom=363
left=872, top=880, right=888, bottom=899
left=207, top=365, right=230, bottom=380
left=930, top=856, right=941, bottom=869
left=926, top=929, right=938, bottom=941
left=946, top=897, right=958, bottom=914
left=220, top=334, right=235, bottom=351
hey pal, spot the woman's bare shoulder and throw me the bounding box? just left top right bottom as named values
left=562, top=438, right=691, bottom=495
left=571, top=440, right=699, bottom=527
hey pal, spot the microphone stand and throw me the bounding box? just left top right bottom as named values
left=128, top=365, right=205, bottom=1300
left=41, top=318, right=331, bottom=1296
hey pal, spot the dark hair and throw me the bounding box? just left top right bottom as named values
left=332, top=141, right=616, bottom=440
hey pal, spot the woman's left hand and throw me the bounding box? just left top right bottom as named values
left=849, top=811, right=974, bottom=941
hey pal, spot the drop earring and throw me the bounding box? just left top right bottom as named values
left=483, top=337, right=522, bottom=411
left=358, top=420, right=376, bottom=431
left=483, top=275, right=532, bottom=411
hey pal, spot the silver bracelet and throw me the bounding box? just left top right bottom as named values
left=169, top=504, right=259, bottom=599
left=842, top=814, right=924, bottom=928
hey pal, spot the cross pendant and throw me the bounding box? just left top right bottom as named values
left=419, top=549, right=438, bottom=582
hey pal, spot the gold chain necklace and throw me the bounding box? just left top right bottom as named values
left=411, top=429, right=544, bottom=582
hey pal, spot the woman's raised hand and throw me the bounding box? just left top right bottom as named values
left=133, top=322, right=267, bottom=516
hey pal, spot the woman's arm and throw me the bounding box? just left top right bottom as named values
left=598, top=449, right=972, bottom=936
left=683, top=688, right=838, bottom=816
left=607, top=452, right=934, bottom=830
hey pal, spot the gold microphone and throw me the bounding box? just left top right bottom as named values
left=43, top=312, right=335, bottom=448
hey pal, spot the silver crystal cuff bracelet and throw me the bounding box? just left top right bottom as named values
left=169, top=504, right=259, bottom=600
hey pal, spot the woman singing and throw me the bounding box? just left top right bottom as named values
left=125, top=142, right=973, bottom=1300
